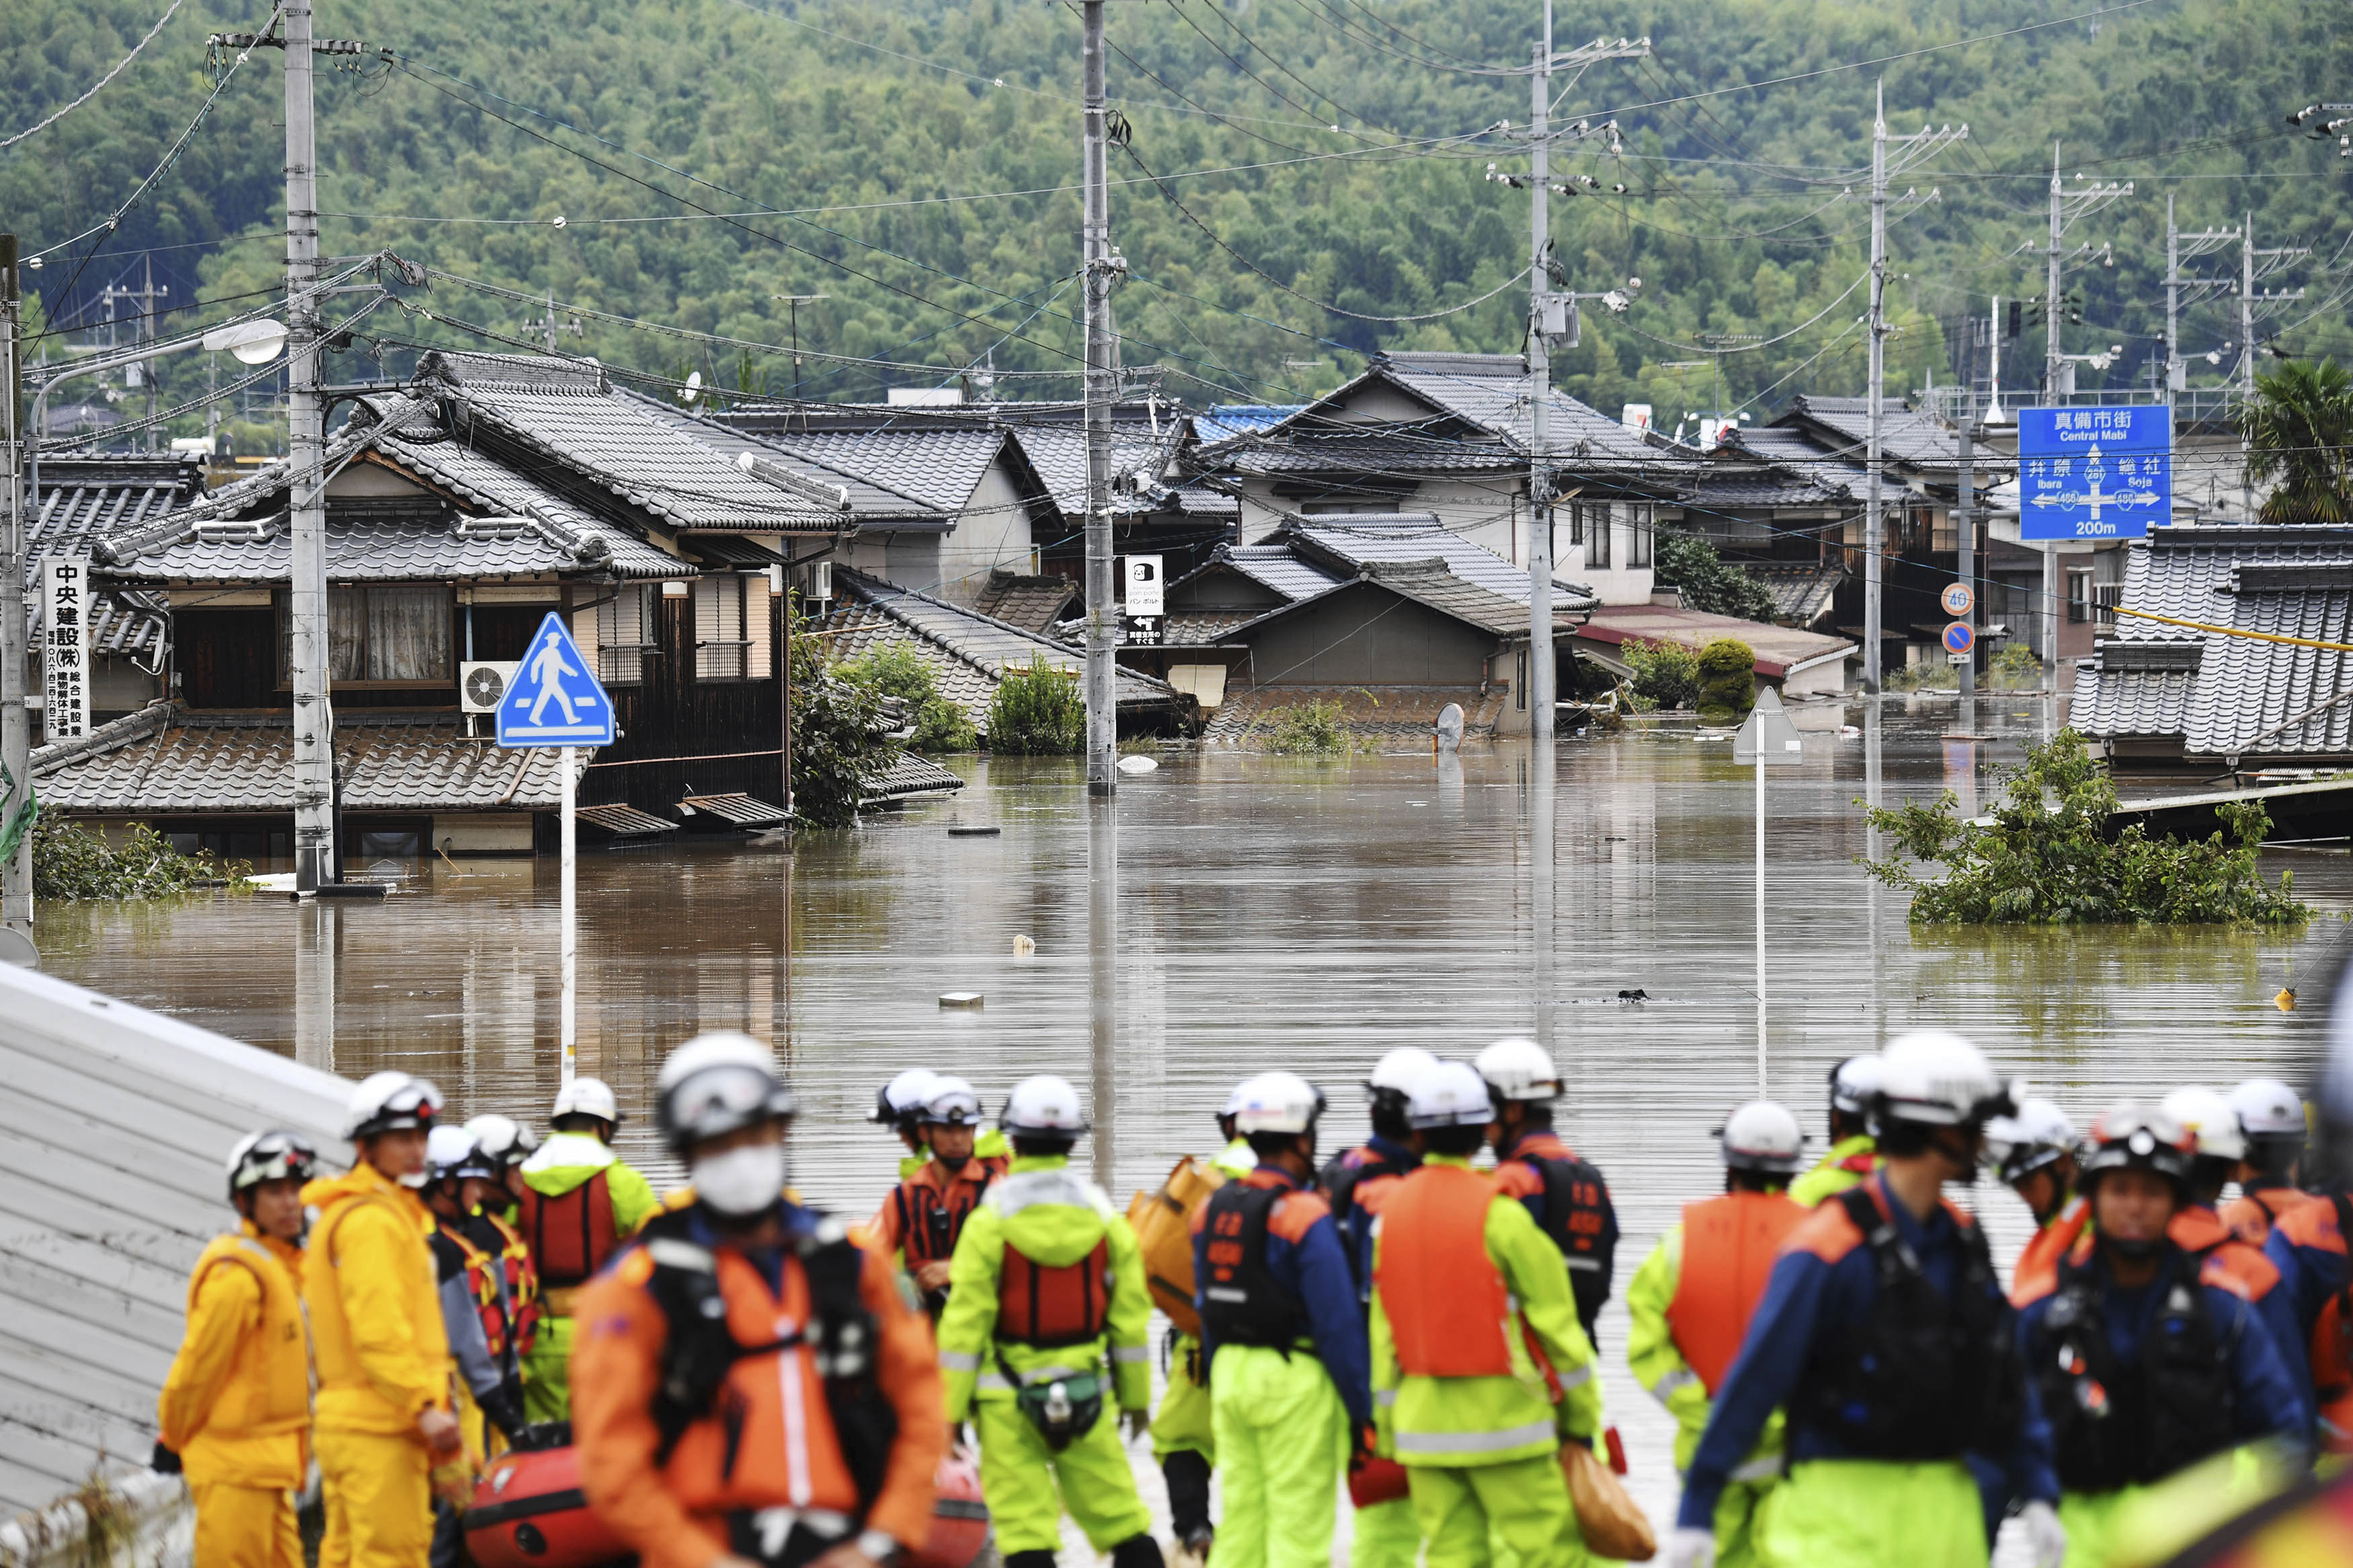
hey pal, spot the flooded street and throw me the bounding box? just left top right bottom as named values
left=42, top=697, right=2347, bottom=1534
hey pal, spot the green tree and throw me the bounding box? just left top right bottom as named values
left=2241, top=358, right=2353, bottom=524
left=1696, top=638, right=1757, bottom=721
left=838, top=643, right=978, bottom=752
left=1653, top=532, right=1780, bottom=622
left=1621, top=638, right=1701, bottom=710
left=788, top=606, right=898, bottom=827
left=986, top=659, right=1084, bottom=754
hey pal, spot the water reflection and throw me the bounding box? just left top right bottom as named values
left=39, top=708, right=2346, bottom=1526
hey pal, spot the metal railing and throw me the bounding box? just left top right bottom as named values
left=1919, top=384, right=2243, bottom=427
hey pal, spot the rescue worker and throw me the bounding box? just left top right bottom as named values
left=463, top=1112, right=539, bottom=1219
left=1318, top=1046, right=1434, bottom=1568
left=460, top=1113, right=542, bottom=1407
left=936, top=1076, right=1161, bottom=1568
left=2157, top=1086, right=2311, bottom=1431
left=2221, top=1078, right=2315, bottom=1245
left=1369, top=1061, right=1603, bottom=1568
left=305, top=1072, right=464, bottom=1568
left=1987, top=1098, right=2088, bottom=1306
left=571, top=1032, right=945, bottom=1568
left=1625, top=1102, right=1807, bottom=1568
left=155, top=1131, right=317, bottom=1568
left=2016, top=1106, right=2308, bottom=1567
left=1154, top=1096, right=1262, bottom=1568
left=865, top=1075, right=1006, bottom=1316
left=518, top=1075, right=660, bottom=1421
left=1786, top=1054, right=1882, bottom=1207
left=1665, top=1032, right=2065, bottom=1568
left=1474, top=1038, right=1620, bottom=1345
left=1192, top=1073, right=1371, bottom=1568
left=873, top=1069, right=943, bottom=1179
left=420, top=1128, right=527, bottom=1452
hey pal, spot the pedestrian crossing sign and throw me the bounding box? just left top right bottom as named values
left=496, top=612, right=616, bottom=747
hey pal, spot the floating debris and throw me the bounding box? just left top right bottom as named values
left=948, top=825, right=1002, bottom=837
left=939, top=991, right=984, bottom=1009
left=1013, top=935, right=1037, bottom=956
left=1116, top=754, right=1158, bottom=774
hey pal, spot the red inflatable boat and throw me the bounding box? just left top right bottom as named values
left=463, top=1447, right=992, bottom=1568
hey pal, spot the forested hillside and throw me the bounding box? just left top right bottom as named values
left=5, top=0, right=2350, bottom=437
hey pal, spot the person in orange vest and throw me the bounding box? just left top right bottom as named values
left=420, top=1128, right=530, bottom=1450
left=571, top=1032, right=946, bottom=1568
left=865, top=1075, right=1004, bottom=1316
left=1983, top=1098, right=2085, bottom=1307
left=1473, top=1038, right=1619, bottom=1346
left=155, top=1131, right=318, bottom=1568
left=1368, top=1061, right=1602, bottom=1568
left=305, top=1072, right=465, bottom=1568
left=2222, top=1077, right=2317, bottom=1245
left=517, top=1076, right=660, bottom=1421
left=1626, top=1102, right=1808, bottom=1568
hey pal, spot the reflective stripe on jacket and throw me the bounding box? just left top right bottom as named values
left=934, top=1153, right=1154, bottom=1419
left=303, top=1163, right=454, bottom=1436
left=157, top=1227, right=311, bottom=1489
left=1367, top=1154, right=1601, bottom=1469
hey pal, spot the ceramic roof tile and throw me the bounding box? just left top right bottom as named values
left=32, top=704, right=575, bottom=812
left=1744, top=563, right=1847, bottom=625
left=625, top=399, right=946, bottom=522
left=31, top=457, right=205, bottom=559
left=972, top=571, right=1079, bottom=634
left=756, top=429, right=1010, bottom=512
left=1772, top=395, right=1961, bottom=470
left=1280, top=514, right=1601, bottom=610
left=1012, top=424, right=1180, bottom=517
left=1213, top=544, right=1347, bottom=601
left=865, top=753, right=968, bottom=801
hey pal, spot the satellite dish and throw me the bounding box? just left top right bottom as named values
left=679, top=370, right=703, bottom=405
left=1435, top=703, right=1465, bottom=753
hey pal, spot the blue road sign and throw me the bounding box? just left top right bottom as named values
left=2018, top=405, right=2172, bottom=541
left=496, top=612, right=616, bottom=748
left=1943, top=620, right=1975, bottom=656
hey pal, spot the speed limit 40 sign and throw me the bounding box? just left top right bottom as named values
left=1940, top=581, right=1975, bottom=618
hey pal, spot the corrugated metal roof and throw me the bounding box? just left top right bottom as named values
left=33, top=704, right=579, bottom=813
left=0, top=961, right=350, bottom=1516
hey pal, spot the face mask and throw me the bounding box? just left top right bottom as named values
left=397, top=1170, right=430, bottom=1190
left=696, top=1143, right=787, bottom=1216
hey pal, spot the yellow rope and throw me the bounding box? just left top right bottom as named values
left=2110, top=604, right=2353, bottom=655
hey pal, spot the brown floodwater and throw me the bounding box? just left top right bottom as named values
left=40, top=694, right=2348, bottom=1537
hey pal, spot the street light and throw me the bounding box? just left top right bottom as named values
left=26, top=317, right=285, bottom=510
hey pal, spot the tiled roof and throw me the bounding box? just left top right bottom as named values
left=32, top=456, right=204, bottom=558
left=629, top=399, right=947, bottom=524
left=1687, top=466, right=1855, bottom=510
left=1280, top=513, right=1601, bottom=611
left=1745, top=563, right=1847, bottom=626
left=1011, top=423, right=1179, bottom=518
left=823, top=569, right=1179, bottom=739
left=1168, top=485, right=1240, bottom=515
left=1208, top=544, right=1347, bottom=602
left=865, top=753, right=968, bottom=802
left=1209, top=432, right=1527, bottom=478
left=2075, top=526, right=2353, bottom=756
left=973, top=570, right=1078, bottom=634
left=1574, top=604, right=1856, bottom=679
left=756, top=428, right=1012, bottom=513
left=1377, top=354, right=1670, bottom=469
left=1160, top=610, right=1255, bottom=645
left=1360, top=559, right=1585, bottom=636
left=416, top=352, right=848, bottom=533
left=33, top=703, right=578, bottom=813
left=1770, top=395, right=1961, bottom=472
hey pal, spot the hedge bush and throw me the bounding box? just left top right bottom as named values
left=988, top=659, right=1086, bottom=754
left=1696, top=638, right=1757, bottom=721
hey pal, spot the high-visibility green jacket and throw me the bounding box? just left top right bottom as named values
left=1368, top=1153, right=1601, bottom=1468
left=518, top=1131, right=662, bottom=1237
left=1211, top=1137, right=1257, bottom=1178
left=935, top=1153, right=1153, bottom=1421
left=1786, top=1134, right=1877, bottom=1209
left=1625, top=1224, right=1786, bottom=1477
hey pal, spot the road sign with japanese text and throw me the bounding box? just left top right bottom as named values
left=2018, top=405, right=2171, bottom=541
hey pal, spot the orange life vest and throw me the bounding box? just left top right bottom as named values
left=2009, top=1194, right=2093, bottom=1309
left=1373, top=1162, right=1515, bottom=1378
left=997, top=1238, right=1113, bottom=1348
left=520, top=1169, right=617, bottom=1290
left=481, top=1208, right=541, bottom=1359
left=2170, top=1206, right=2282, bottom=1301
left=889, top=1159, right=1004, bottom=1266
left=1663, top=1191, right=1806, bottom=1395
left=2221, top=1186, right=2319, bottom=1249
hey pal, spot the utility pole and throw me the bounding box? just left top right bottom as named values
left=2236, top=212, right=2309, bottom=518
left=1956, top=380, right=1975, bottom=704
left=2045, top=145, right=2064, bottom=401
left=284, top=0, right=334, bottom=894
left=1, top=235, right=29, bottom=932
left=2161, top=202, right=2239, bottom=407
left=1081, top=0, right=1118, bottom=796
left=1864, top=84, right=1888, bottom=694
left=1520, top=15, right=1647, bottom=736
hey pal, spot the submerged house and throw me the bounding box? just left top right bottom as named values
left=33, top=351, right=975, bottom=867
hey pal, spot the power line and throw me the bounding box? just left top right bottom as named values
left=1, top=0, right=188, bottom=150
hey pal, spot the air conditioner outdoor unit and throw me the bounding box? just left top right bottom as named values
left=460, top=661, right=520, bottom=714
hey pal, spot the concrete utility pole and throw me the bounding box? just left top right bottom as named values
left=2161, top=201, right=2240, bottom=407
left=285, top=0, right=334, bottom=894
left=1, top=235, right=29, bottom=931
left=1955, top=382, right=1975, bottom=704
left=1864, top=84, right=1888, bottom=694
left=2236, top=213, right=2310, bottom=518
left=2045, top=145, right=2065, bottom=401
left=1081, top=0, right=1118, bottom=796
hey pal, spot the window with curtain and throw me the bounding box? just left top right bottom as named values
left=1629, top=505, right=1654, bottom=568
left=278, top=585, right=452, bottom=686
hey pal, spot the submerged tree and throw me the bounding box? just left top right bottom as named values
left=1862, top=729, right=2307, bottom=925
left=2239, top=358, right=2353, bottom=524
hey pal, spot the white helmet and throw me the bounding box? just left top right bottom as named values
left=1406, top=1061, right=1493, bottom=1129
left=552, top=1075, right=621, bottom=1127
left=226, top=1130, right=318, bottom=1200
left=426, top=1125, right=497, bottom=1182
left=871, top=1068, right=941, bottom=1127
left=1829, top=1055, right=1884, bottom=1116
left=465, top=1113, right=539, bottom=1168
left=2229, top=1078, right=2305, bottom=1141
left=1873, top=1032, right=2011, bottom=1128
left=2160, top=1085, right=2249, bottom=1162
left=1367, top=1047, right=1439, bottom=1098
left=1985, top=1097, right=2077, bottom=1184
left=345, top=1071, right=444, bottom=1140
left=655, top=1032, right=795, bottom=1153
left=1474, top=1038, right=1562, bottom=1103
left=1229, top=1072, right=1326, bottom=1136
left=1720, top=1101, right=1806, bottom=1173
left=1002, top=1075, right=1090, bottom=1139
left=921, top=1075, right=984, bottom=1127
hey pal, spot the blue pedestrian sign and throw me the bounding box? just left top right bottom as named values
left=496, top=612, right=615, bottom=747
left=2018, top=405, right=2172, bottom=541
